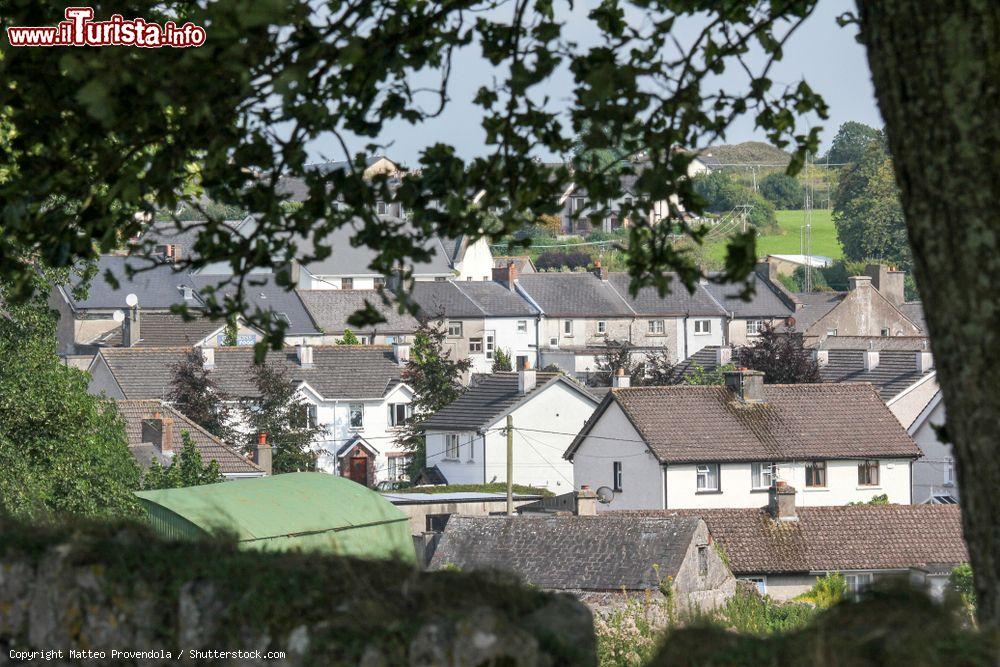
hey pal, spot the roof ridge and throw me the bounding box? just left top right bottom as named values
left=450, top=280, right=488, bottom=316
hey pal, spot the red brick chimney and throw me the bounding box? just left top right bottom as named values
left=592, top=260, right=608, bottom=281
left=151, top=411, right=174, bottom=454
left=492, top=260, right=518, bottom=290
left=254, top=431, right=273, bottom=476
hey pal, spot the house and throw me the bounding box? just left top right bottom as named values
left=116, top=399, right=266, bottom=478
left=566, top=370, right=922, bottom=510
left=703, top=265, right=796, bottom=345
left=906, top=390, right=956, bottom=504
left=428, top=512, right=736, bottom=611
left=421, top=369, right=600, bottom=492
left=515, top=268, right=726, bottom=377
left=87, top=344, right=415, bottom=487
left=493, top=255, right=537, bottom=274
left=135, top=472, right=415, bottom=561
left=296, top=289, right=421, bottom=345
left=617, top=486, right=968, bottom=601
left=94, top=312, right=267, bottom=349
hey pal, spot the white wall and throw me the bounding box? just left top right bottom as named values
left=681, top=316, right=725, bottom=359
left=910, top=397, right=956, bottom=503
left=572, top=402, right=666, bottom=510
left=454, top=237, right=494, bottom=281
left=467, top=317, right=538, bottom=374
left=86, top=355, right=126, bottom=399
left=299, top=273, right=379, bottom=290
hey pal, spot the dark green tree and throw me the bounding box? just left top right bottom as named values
left=758, top=172, right=805, bottom=209
left=735, top=323, right=820, bottom=384
left=692, top=171, right=778, bottom=231
left=0, top=270, right=140, bottom=518
left=168, top=351, right=234, bottom=442
left=396, top=318, right=471, bottom=479
left=142, top=431, right=225, bottom=489
left=823, top=121, right=883, bottom=165
left=491, top=347, right=513, bottom=372
left=589, top=340, right=645, bottom=387
left=237, top=363, right=321, bottom=474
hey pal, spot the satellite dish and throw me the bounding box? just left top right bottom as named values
left=786, top=316, right=796, bottom=328
left=112, top=310, right=125, bottom=323
left=125, top=293, right=139, bottom=308
left=596, top=486, right=615, bottom=504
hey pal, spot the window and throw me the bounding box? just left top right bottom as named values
left=613, top=461, right=623, bottom=492
left=826, top=328, right=838, bottom=336
left=348, top=403, right=364, bottom=430
left=741, top=577, right=767, bottom=596
left=388, top=455, right=410, bottom=481
left=694, top=319, right=712, bottom=335
left=291, top=403, right=318, bottom=429
left=485, top=332, right=495, bottom=360
left=806, top=461, right=827, bottom=487
left=648, top=319, right=665, bottom=335
left=341, top=277, right=353, bottom=290
left=374, top=277, right=386, bottom=290
left=445, top=434, right=460, bottom=459
left=549, top=337, right=558, bottom=347
left=597, top=320, right=607, bottom=335
left=944, top=460, right=955, bottom=486
left=844, top=572, right=874, bottom=600
left=563, top=320, right=574, bottom=336
left=746, top=319, right=765, bottom=336
left=572, top=196, right=587, bottom=212
left=426, top=513, right=450, bottom=532
left=696, top=464, right=720, bottom=492
left=858, top=460, right=880, bottom=486
left=517, top=320, right=527, bottom=333
left=469, top=338, right=483, bottom=353
left=880, top=327, right=891, bottom=337
left=751, top=462, right=774, bottom=490
left=447, top=321, right=462, bottom=337
left=376, top=200, right=388, bottom=215
left=388, top=403, right=410, bottom=427
left=698, top=546, right=709, bottom=576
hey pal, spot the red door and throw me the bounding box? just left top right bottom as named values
left=349, top=455, right=369, bottom=486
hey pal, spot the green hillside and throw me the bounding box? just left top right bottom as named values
left=703, top=209, right=842, bottom=264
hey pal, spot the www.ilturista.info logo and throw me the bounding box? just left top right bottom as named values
left=6, top=7, right=206, bottom=48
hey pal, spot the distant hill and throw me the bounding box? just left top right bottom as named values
left=700, top=141, right=791, bottom=166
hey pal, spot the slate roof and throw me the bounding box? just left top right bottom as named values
left=95, top=346, right=404, bottom=401
left=493, top=256, right=536, bottom=273
left=191, top=274, right=320, bottom=336
left=96, top=312, right=227, bottom=347
left=66, top=255, right=201, bottom=310
left=428, top=515, right=702, bottom=591
left=668, top=345, right=727, bottom=382
left=450, top=281, right=539, bottom=317
left=569, top=383, right=921, bottom=463
left=819, top=350, right=935, bottom=400
left=704, top=272, right=795, bottom=318
left=297, top=290, right=420, bottom=334
left=115, top=400, right=262, bottom=475
left=134, top=219, right=244, bottom=261
left=410, top=281, right=484, bottom=318
left=420, top=372, right=597, bottom=432
left=789, top=292, right=845, bottom=332
left=617, top=505, right=967, bottom=575
left=515, top=273, right=634, bottom=317
left=607, top=274, right=727, bottom=316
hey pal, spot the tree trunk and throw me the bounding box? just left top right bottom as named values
left=855, top=0, right=1000, bottom=630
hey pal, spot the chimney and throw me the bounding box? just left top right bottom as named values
left=848, top=275, right=873, bottom=292
left=161, top=415, right=174, bottom=454
left=182, top=285, right=195, bottom=301
left=124, top=305, right=141, bottom=347
left=201, top=347, right=215, bottom=369
left=592, top=260, right=609, bottom=281
left=612, top=367, right=630, bottom=388
left=254, top=431, right=272, bottom=476
left=715, top=346, right=732, bottom=365
left=518, top=365, right=537, bottom=394
left=491, top=260, right=519, bottom=291
left=724, top=369, right=765, bottom=403
left=865, top=263, right=905, bottom=307
left=576, top=485, right=597, bottom=516
left=916, top=350, right=934, bottom=373
left=813, top=349, right=829, bottom=366
left=393, top=341, right=411, bottom=365
left=864, top=350, right=880, bottom=371
left=296, top=344, right=314, bottom=367
left=768, top=481, right=797, bottom=521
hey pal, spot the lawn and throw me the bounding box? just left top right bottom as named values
left=704, top=208, right=842, bottom=264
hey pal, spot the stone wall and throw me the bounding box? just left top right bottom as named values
left=0, top=519, right=594, bottom=666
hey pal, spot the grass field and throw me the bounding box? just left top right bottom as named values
left=705, top=209, right=842, bottom=264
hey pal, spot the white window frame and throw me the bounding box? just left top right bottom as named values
left=751, top=462, right=774, bottom=490
left=826, top=328, right=838, bottom=336
left=387, top=454, right=410, bottom=481
left=746, top=319, right=765, bottom=336
left=469, top=338, right=483, bottom=353
left=348, top=403, right=364, bottom=430
left=563, top=320, right=574, bottom=336
left=445, top=434, right=460, bottom=459
left=944, top=460, right=955, bottom=486
left=648, top=319, right=665, bottom=335
left=694, top=319, right=712, bottom=335
left=844, top=572, right=874, bottom=599
left=485, top=332, right=495, bottom=360
left=613, top=461, right=623, bottom=492
left=447, top=321, right=462, bottom=337
left=388, top=403, right=410, bottom=427
left=341, top=277, right=353, bottom=290
left=597, top=320, right=607, bottom=335
left=517, top=320, right=527, bottom=333
left=376, top=200, right=388, bottom=215
left=696, top=464, right=720, bottom=492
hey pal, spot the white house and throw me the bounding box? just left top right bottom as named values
left=906, top=390, right=957, bottom=504
left=565, top=370, right=921, bottom=510
left=87, top=344, right=414, bottom=487
left=420, top=370, right=600, bottom=492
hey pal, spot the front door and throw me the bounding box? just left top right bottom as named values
left=349, top=455, right=369, bottom=486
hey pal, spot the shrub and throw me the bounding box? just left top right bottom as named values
left=720, top=584, right=815, bottom=635
left=950, top=564, right=976, bottom=621
left=796, top=573, right=847, bottom=609
left=535, top=250, right=593, bottom=271
left=594, top=597, right=667, bottom=667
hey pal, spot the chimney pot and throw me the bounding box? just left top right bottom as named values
left=296, top=344, right=314, bottom=367
left=592, top=260, right=609, bottom=281
left=724, top=369, right=765, bottom=403
left=254, top=431, right=272, bottom=476
left=768, top=481, right=797, bottom=521
left=201, top=347, right=215, bottom=369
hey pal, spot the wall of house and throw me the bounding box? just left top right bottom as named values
left=726, top=317, right=785, bottom=347
left=85, top=356, right=126, bottom=399
left=466, top=317, right=539, bottom=374
left=454, top=238, right=495, bottom=281
left=440, top=318, right=484, bottom=368
left=573, top=403, right=666, bottom=511
left=672, top=521, right=737, bottom=612
left=537, top=315, right=634, bottom=351
left=48, top=288, right=79, bottom=356
left=300, top=273, right=381, bottom=290
left=888, top=374, right=939, bottom=429
left=910, top=399, right=956, bottom=504
left=753, top=574, right=818, bottom=601
left=663, top=459, right=912, bottom=509
left=678, top=316, right=725, bottom=360
left=426, top=430, right=483, bottom=485
left=806, top=282, right=922, bottom=341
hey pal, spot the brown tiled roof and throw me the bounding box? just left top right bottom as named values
left=572, top=383, right=921, bottom=463
left=115, top=400, right=262, bottom=475
left=614, top=505, right=967, bottom=574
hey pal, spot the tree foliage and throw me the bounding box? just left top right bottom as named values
left=492, top=347, right=513, bottom=372
left=168, top=351, right=234, bottom=442
left=832, top=138, right=912, bottom=270
left=824, top=121, right=883, bottom=165
left=683, top=362, right=737, bottom=386
left=590, top=340, right=646, bottom=387
left=736, top=323, right=820, bottom=384
left=237, top=363, right=321, bottom=474
left=692, top=171, right=778, bottom=231
left=142, top=431, right=225, bottom=490
left=758, top=172, right=805, bottom=209
left=337, top=329, right=361, bottom=345
left=396, top=318, right=471, bottom=478
left=0, top=270, right=140, bottom=518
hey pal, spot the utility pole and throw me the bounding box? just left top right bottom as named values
left=506, top=414, right=514, bottom=516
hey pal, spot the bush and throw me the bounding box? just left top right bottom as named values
left=594, top=597, right=666, bottom=667
left=950, top=564, right=976, bottom=620
left=535, top=250, right=593, bottom=271
left=720, top=585, right=816, bottom=635
left=795, top=573, right=847, bottom=609
left=759, top=172, right=805, bottom=209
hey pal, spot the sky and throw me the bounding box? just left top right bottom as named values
left=309, top=0, right=883, bottom=165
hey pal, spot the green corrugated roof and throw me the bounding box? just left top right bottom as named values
left=135, top=472, right=414, bottom=562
